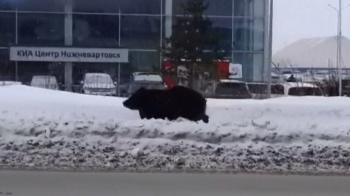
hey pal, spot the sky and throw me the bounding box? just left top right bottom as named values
left=273, top=0, right=350, bottom=53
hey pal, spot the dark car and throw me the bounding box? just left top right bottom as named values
left=123, top=81, right=167, bottom=97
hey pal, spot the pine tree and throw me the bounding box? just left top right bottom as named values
left=161, top=0, right=222, bottom=89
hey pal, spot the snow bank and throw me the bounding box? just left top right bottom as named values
left=1, top=85, right=350, bottom=174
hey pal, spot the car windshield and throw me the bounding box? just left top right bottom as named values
left=85, top=75, right=113, bottom=84
left=133, top=74, right=163, bottom=82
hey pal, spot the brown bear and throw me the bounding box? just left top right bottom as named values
left=123, top=86, right=209, bottom=123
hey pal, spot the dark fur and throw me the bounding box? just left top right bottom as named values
left=123, top=86, right=209, bottom=123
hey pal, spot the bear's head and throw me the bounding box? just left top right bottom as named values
left=123, top=87, right=146, bottom=110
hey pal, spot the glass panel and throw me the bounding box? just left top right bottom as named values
left=0, top=12, right=15, bottom=46
left=173, top=0, right=232, bottom=16
left=18, top=13, right=65, bottom=45
left=253, top=0, right=265, bottom=18
left=121, top=15, right=161, bottom=49
left=129, top=51, right=160, bottom=72
left=17, top=61, right=53, bottom=85
left=253, top=18, right=264, bottom=51
left=233, top=0, right=253, bottom=17
left=0, top=0, right=15, bottom=11
left=0, top=57, right=65, bottom=88
left=0, top=49, right=15, bottom=81
left=252, top=52, right=264, bottom=82
left=234, top=18, right=251, bottom=51
left=73, top=0, right=162, bottom=15
left=208, top=17, right=232, bottom=56
left=12, top=0, right=65, bottom=12
left=73, top=14, right=119, bottom=47
left=168, top=16, right=231, bottom=55
left=234, top=18, right=264, bottom=52
left=204, top=0, right=232, bottom=16
left=232, top=52, right=253, bottom=81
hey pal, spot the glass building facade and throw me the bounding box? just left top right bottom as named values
left=0, top=0, right=267, bottom=88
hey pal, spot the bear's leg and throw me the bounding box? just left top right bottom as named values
left=191, top=113, right=209, bottom=123
left=145, top=113, right=155, bottom=119
left=139, top=110, right=146, bottom=119
left=144, top=111, right=156, bottom=119
left=202, top=114, right=209, bottom=123
left=166, top=114, right=178, bottom=121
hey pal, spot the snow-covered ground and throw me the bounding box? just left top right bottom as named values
left=1, top=85, right=350, bottom=174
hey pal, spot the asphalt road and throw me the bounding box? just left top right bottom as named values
left=0, top=170, right=350, bottom=196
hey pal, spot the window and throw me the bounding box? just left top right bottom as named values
left=121, top=16, right=161, bottom=49
left=18, top=13, right=65, bottom=45
left=0, top=0, right=15, bottom=11
left=233, top=0, right=265, bottom=18
left=73, top=14, right=119, bottom=47
left=169, top=16, right=231, bottom=57
left=208, top=17, right=232, bottom=54
left=253, top=0, right=265, bottom=18
left=129, top=51, right=160, bottom=72
left=173, top=0, right=232, bottom=16
left=253, top=19, right=264, bottom=51
left=234, top=18, right=263, bottom=52
left=204, top=0, right=232, bottom=16
left=0, top=12, right=15, bottom=46
left=232, top=52, right=252, bottom=81
left=234, top=18, right=251, bottom=51
left=233, top=0, right=253, bottom=18
left=0, top=49, right=15, bottom=81
left=252, top=52, right=264, bottom=81
left=73, top=0, right=161, bottom=15
left=17, top=61, right=52, bottom=85
left=13, top=0, right=65, bottom=12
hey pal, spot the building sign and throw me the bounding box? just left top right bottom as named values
left=9, top=46, right=129, bottom=63
left=228, top=63, right=243, bottom=79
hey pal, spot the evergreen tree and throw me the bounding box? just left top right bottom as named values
left=161, top=0, right=223, bottom=89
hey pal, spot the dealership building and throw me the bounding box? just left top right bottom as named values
left=0, top=0, right=269, bottom=90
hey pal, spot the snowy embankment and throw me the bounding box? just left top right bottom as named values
left=1, top=85, right=350, bottom=174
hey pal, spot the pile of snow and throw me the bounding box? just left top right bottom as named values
left=1, top=85, right=350, bottom=174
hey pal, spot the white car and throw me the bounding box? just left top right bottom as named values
left=131, top=72, right=167, bottom=88
left=30, top=75, right=59, bottom=90
left=81, top=73, right=117, bottom=96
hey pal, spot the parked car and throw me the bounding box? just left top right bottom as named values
left=131, top=72, right=163, bottom=82
left=247, top=82, right=324, bottom=99
left=123, top=81, right=166, bottom=97
left=204, top=79, right=252, bottom=99
left=131, top=72, right=168, bottom=88
left=0, top=81, right=22, bottom=86
left=80, top=73, right=117, bottom=96
left=30, top=75, right=60, bottom=90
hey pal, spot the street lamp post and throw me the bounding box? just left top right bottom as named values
left=264, top=0, right=273, bottom=98
left=327, top=0, right=350, bottom=96
left=267, top=0, right=273, bottom=98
